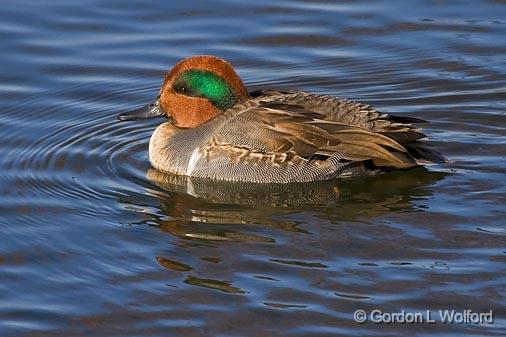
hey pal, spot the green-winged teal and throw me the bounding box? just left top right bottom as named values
left=118, top=55, right=444, bottom=183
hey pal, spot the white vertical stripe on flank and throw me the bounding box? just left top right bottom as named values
left=186, top=147, right=201, bottom=176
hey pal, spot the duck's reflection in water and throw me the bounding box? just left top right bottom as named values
left=142, top=167, right=447, bottom=293
left=146, top=167, right=446, bottom=218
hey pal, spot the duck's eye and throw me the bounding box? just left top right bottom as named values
left=177, top=86, right=187, bottom=93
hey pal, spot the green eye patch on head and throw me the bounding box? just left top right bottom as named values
left=173, top=70, right=237, bottom=111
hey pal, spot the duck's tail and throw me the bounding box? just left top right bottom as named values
left=404, top=141, right=447, bottom=165
left=378, top=115, right=447, bottom=166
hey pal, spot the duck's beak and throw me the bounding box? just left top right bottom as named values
left=117, top=96, right=167, bottom=121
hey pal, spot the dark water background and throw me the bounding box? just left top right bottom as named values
left=1, top=0, right=505, bottom=336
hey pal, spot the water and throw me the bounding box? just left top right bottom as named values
left=1, top=0, right=505, bottom=336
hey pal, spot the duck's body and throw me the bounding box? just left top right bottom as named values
left=119, top=55, right=444, bottom=183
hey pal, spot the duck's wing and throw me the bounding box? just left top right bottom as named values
left=211, top=92, right=441, bottom=170
left=241, top=90, right=446, bottom=165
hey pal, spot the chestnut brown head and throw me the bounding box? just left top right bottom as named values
left=118, top=55, right=249, bottom=128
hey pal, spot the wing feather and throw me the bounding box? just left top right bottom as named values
left=210, top=90, right=443, bottom=170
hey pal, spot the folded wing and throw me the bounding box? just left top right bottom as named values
left=213, top=90, right=444, bottom=171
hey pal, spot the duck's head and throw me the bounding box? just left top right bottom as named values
left=118, top=55, right=249, bottom=128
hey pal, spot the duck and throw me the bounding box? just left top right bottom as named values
left=118, top=55, right=445, bottom=183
